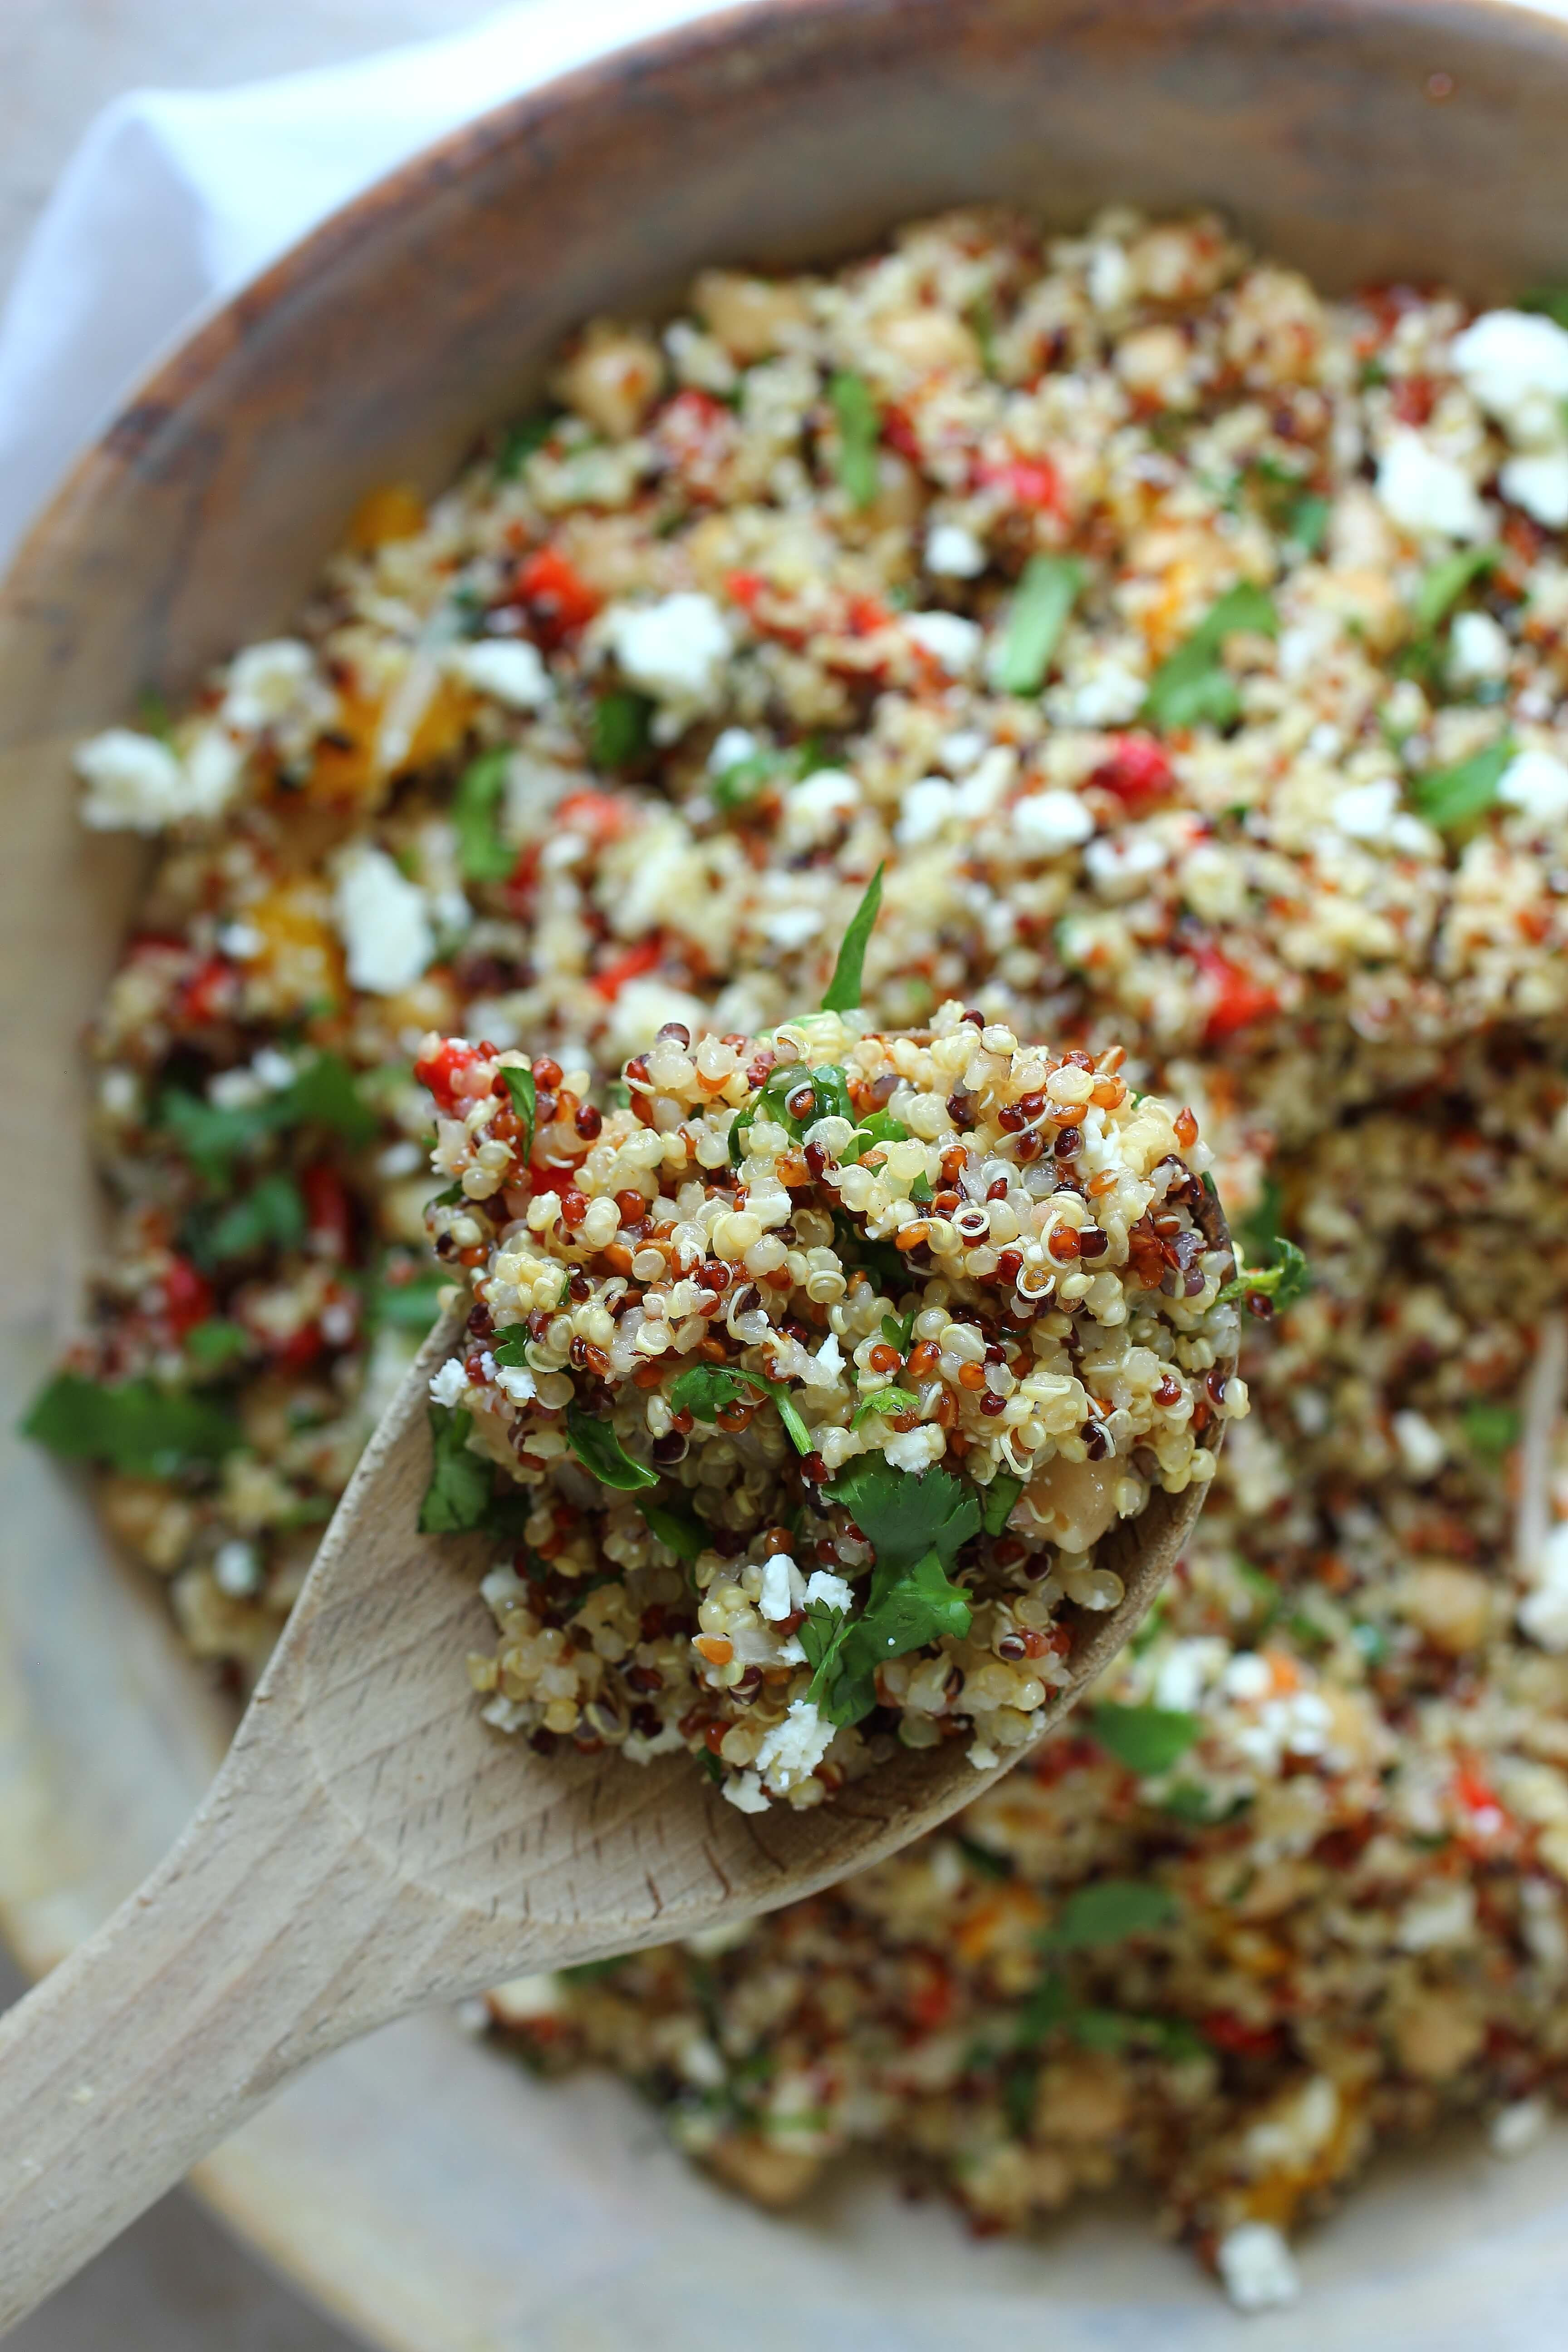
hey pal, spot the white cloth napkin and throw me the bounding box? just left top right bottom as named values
left=0, top=0, right=725, bottom=566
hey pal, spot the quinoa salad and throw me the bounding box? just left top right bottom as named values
left=27, top=205, right=1568, bottom=2307
left=419, top=996, right=1239, bottom=1807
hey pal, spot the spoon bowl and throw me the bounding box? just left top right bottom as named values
left=0, top=1182, right=1231, bottom=2331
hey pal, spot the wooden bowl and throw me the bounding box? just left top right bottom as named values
left=5, top=2, right=1568, bottom=2342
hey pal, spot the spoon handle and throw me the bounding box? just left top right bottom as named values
left=0, top=1715, right=378, bottom=2329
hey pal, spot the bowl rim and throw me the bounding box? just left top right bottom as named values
left=10, top=0, right=1568, bottom=2341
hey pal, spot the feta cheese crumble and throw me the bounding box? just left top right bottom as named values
left=333, top=843, right=435, bottom=995
left=448, top=639, right=552, bottom=709
left=1376, top=429, right=1489, bottom=541
left=1215, top=2222, right=1301, bottom=2312
left=606, top=592, right=731, bottom=728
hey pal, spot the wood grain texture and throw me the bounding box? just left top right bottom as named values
left=0, top=1165, right=1228, bottom=2325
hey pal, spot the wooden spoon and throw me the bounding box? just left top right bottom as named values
left=0, top=1185, right=1231, bottom=2327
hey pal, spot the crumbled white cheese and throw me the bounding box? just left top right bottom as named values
left=333, top=843, right=434, bottom=995
left=1215, top=2222, right=1300, bottom=2313
left=761, top=904, right=824, bottom=951
left=1397, top=1880, right=1477, bottom=1952
left=882, top=1423, right=946, bottom=1474
left=1519, top=1521, right=1568, bottom=1650
left=1013, top=787, right=1095, bottom=854
left=218, top=921, right=262, bottom=960
left=905, top=608, right=985, bottom=676
left=809, top=1330, right=844, bottom=1384
left=220, top=638, right=316, bottom=732
left=1501, top=449, right=1568, bottom=528
left=75, top=729, right=200, bottom=832
left=1490, top=2096, right=1550, bottom=2157
left=1499, top=748, right=1568, bottom=827
left=924, top=520, right=987, bottom=578
left=185, top=728, right=245, bottom=811
left=1451, top=309, right=1568, bottom=448
left=1448, top=608, right=1512, bottom=685
left=429, top=1358, right=469, bottom=1407
left=708, top=724, right=761, bottom=774
left=803, top=1568, right=853, bottom=1610
left=606, top=592, right=731, bottom=725
left=485, top=1974, right=564, bottom=2025
left=753, top=1697, right=835, bottom=1792
left=758, top=1553, right=805, bottom=1622
left=663, top=317, right=738, bottom=396
left=1087, top=240, right=1133, bottom=312
left=495, top=1363, right=537, bottom=1406
left=213, top=1539, right=261, bottom=1597
left=896, top=775, right=958, bottom=846
left=1084, top=828, right=1168, bottom=895
left=448, top=638, right=552, bottom=710
left=1331, top=777, right=1401, bottom=842
left=781, top=766, right=860, bottom=850
left=1061, top=658, right=1146, bottom=727
left=1376, top=428, right=1489, bottom=540
left=208, top=1066, right=268, bottom=1111
left=722, top=1769, right=770, bottom=1813
left=1392, top=1407, right=1446, bottom=1480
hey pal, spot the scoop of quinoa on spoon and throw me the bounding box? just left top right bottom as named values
left=416, top=873, right=1246, bottom=1809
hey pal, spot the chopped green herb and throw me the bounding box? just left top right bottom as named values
left=1219, top=1235, right=1311, bottom=1313
left=500, top=1066, right=537, bottom=1160
left=158, top=1052, right=374, bottom=1184
left=995, top=554, right=1083, bottom=696
left=592, top=689, right=654, bottom=769
left=881, top=1309, right=917, bottom=1354
left=1013, top=1969, right=1071, bottom=2052
left=1411, top=736, right=1514, bottom=831
left=1521, top=287, right=1568, bottom=329
left=1463, top=1400, right=1520, bottom=1462
left=1044, top=1879, right=1178, bottom=1950
left=956, top=1832, right=1013, bottom=1881
left=497, top=409, right=559, bottom=478
left=820, top=863, right=885, bottom=1013
left=21, top=1373, right=242, bottom=1477
left=667, top=1361, right=812, bottom=1455
left=1415, top=543, right=1500, bottom=633
left=1142, top=582, right=1277, bottom=733
left=851, top=1386, right=921, bottom=1428
left=637, top=1496, right=710, bottom=1563
left=828, top=370, right=881, bottom=510
left=698, top=1748, right=725, bottom=1786
left=843, top=1112, right=911, bottom=1165
left=711, top=749, right=781, bottom=812
left=490, top=1328, right=532, bottom=1368
left=980, top=1471, right=1024, bottom=1538
left=564, top=1402, right=659, bottom=1491
left=559, top=1954, right=629, bottom=1983
left=1089, top=1701, right=1202, bottom=1776
left=188, top=1171, right=306, bottom=1268
left=417, top=1405, right=495, bottom=1532
left=184, top=1318, right=251, bottom=1369
left=452, top=746, right=516, bottom=883
left=1286, top=491, right=1330, bottom=554
left=825, top=1453, right=980, bottom=1576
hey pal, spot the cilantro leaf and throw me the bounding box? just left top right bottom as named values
left=158, top=1053, right=375, bottom=1184
left=828, top=370, right=881, bottom=510
left=1415, top=543, right=1500, bottom=633
left=1412, top=736, right=1514, bottom=831
left=452, top=746, right=516, bottom=883
left=820, top=864, right=885, bottom=1013
left=1044, top=1879, right=1178, bottom=1950
left=637, top=1496, right=710, bottom=1563
left=1219, top=1234, right=1311, bottom=1313
left=799, top=1549, right=973, bottom=1728
left=995, top=554, right=1083, bottom=696
left=1142, top=583, right=1277, bottom=733
left=851, top=1386, right=920, bottom=1428
left=184, top=1317, right=251, bottom=1369
left=881, top=1309, right=917, bottom=1352
left=1089, top=1702, right=1202, bottom=1776
left=500, top=1066, right=537, bottom=1159
left=187, top=1171, right=306, bottom=1268
left=592, top=689, right=654, bottom=769
left=21, top=1373, right=241, bottom=1477
left=824, top=1454, right=980, bottom=1575
left=418, top=1404, right=495, bottom=1532
left=497, top=409, right=559, bottom=478
left=667, top=1361, right=812, bottom=1455
left=980, top=1471, right=1024, bottom=1537
left=490, top=1328, right=532, bottom=1367
left=1013, top=1969, right=1071, bottom=2050
left=1463, top=1400, right=1520, bottom=1462
left=564, top=1401, right=658, bottom=1491
left=1522, top=286, right=1568, bottom=329
left=799, top=1602, right=872, bottom=1724
left=1286, top=491, right=1329, bottom=554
